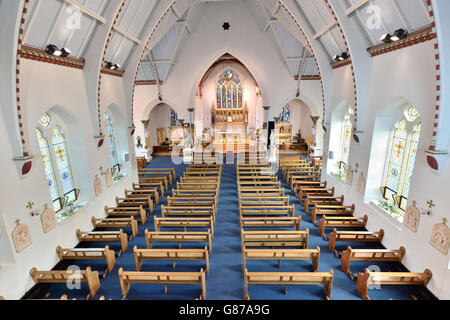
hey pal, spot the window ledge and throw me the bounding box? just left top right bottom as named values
left=369, top=200, right=404, bottom=231
left=57, top=201, right=89, bottom=225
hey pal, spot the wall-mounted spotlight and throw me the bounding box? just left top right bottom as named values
left=380, top=29, right=408, bottom=44
left=46, top=44, right=62, bottom=56
left=60, top=48, right=71, bottom=58
left=380, top=33, right=392, bottom=44
left=333, top=52, right=349, bottom=62
left=391, top=29, right=408, bottom=42
left=105, top=62, right=120, bottom=70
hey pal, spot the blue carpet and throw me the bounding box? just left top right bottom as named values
left=35, top=156, right=416, bottom=300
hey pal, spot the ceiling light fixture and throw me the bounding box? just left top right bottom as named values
left=60, top=47, right=71, bottom=58
left=380, top=33, right=392, bottom=44
left=391, top=28, right=408, bottom=42
left=46, top=44, right=62, bottom=57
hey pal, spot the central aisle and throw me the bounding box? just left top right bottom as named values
left=206, top=163, right=244, bottom=299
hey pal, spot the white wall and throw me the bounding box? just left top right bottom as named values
left=0, top=60, right=136, bottom=299
left=323, top=40, right=450, bottom=299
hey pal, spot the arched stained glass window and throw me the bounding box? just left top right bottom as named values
left=36, top=124, right=79, bottom=213
left=340, top=114, right=353, bottom=167
left=382, top=120, right=408, bottom=201
left=36, top=129, right=61, bottom=212
left=51, top=126, right=77, bottom=204
left=401, top=123, right=421, bottom=204
left=105, top=114, right=119, bottom=170
left=216, top=69, right=244, bottom=109
left=278, top=104, right=291, bottom=124
left=381, top=108, right=422, bottom=213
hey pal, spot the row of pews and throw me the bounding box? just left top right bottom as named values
left=28, top=166, right=215, bottom=300
left=237, top=159, right=334, bottom=300
left=280, top=156, right=432, bottom=300
left=117, top=163, right=222, bottom=299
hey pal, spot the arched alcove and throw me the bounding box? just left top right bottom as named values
left=327, top=100, right=353, bottom=175
left=33, top=105, right=92, bottom=210
left=147, top=103, right=173, bottom=150
left=104, top=104, right=129, bottom=174
left=366, top=97, right=423, bottom=220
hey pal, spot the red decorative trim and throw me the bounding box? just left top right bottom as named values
left=323, top=0, right=358, bottom=129
left=135, top=80, right=164, bottom=86
left=100, top=67, right=124, bottom=77
left=97, top=1, right=126, bottom=139
left=131, top=1, right=177, bottom=127
left=331, top=58, right=352, bottom=69
left=294, top=75, right=321, bottom=81
left=198, top=53, right=260, bottom=97
left=367, top=24, right=435, bottom=57
left=16, top=0, right=31, bottom=162
left=20, top=44, right=85, bottom=69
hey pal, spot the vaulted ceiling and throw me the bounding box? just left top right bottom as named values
left=21, top=0, right=432, bottom=82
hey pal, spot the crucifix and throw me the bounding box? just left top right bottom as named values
left=56, top=146, right=64, bottom=161
left=394, top=141, right=404, bottom=157
left=427, top=200, right=435, bottom=209
left=26, top=202, right=34, bottom=210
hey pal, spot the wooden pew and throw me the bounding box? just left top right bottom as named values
left=76, top=229, right=128, bottom=256
left=139, top=168, right=175, bottom=184
left=56, top=245, right=116, bottom=277
left=244, top=268, right=333, bottom=300
left=133, top=182, right=164, bottom=197
left=145, top=230, right=212, bottom=254
left=239, top=196, right=290, bottom=207
left=238, top=188, right=285, bottom=198
left=303, top=195, right=344, bottom=214
left=133, top=246, right=210, bottom=274
left=341, top=246, right=406, bottom=279
left=104, top=206, right=147, bottom=224
left=318, top=215, right=368, bottom=239
left=116, top=196, right=154, bottom=214
left=136, top=156, right=147, bottom=170
left=138, top=175, right=169, bottom=190
left=242, top=246, right=320, bottom=272
left=240, top=217, right=301, bottom=231
left=240, top=205, right=295, bottom=217
left=293, top=181, right=327, bottom=197
left=161, top=206, right=216, bottom=223
left=118, top=267, right=207, bottom=299
left=311, top=204, right=355, bottom=226
left=328, top=229, right=385, bottom=257
left=29, top=266, right=101, bottom=299
left=171, top=190, right=218, bottom=198
left=356, top=268, right=432, bottom=300
left=91, top=216, right=138, bottom=240
left=125, top=188, right=159, bottom=206
left=154, top=216, right=214, bottom=236
left=241, top=230, right=309, bottom=251
left=298, top=187, right=335, bottom=206
left=167, top=196, right=217, bottom=210
left=176, top=182, right=219, bottom=191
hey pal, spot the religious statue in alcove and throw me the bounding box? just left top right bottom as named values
left=136, top=136, right=143, bottom=149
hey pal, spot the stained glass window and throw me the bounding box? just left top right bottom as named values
left=216, top=69, right=243, bottom=109
left=105, top=114, right=119, bottom=169
left=36, top=129, right=61, bottom=212
left=381, top=109, right=422, bottom=212
left=39, top=114, right=51, bottom=128
left=170, top=109, right=181, bottom=126
left=278, top=104, right=291, bottom=124
left=36, top=124, right=78, bottom=213
left=340, top=114, right=352, bottom=167
left=51, top=126, right=77, bottom=204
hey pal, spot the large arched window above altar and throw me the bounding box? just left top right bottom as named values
left=216, top=69, right=243, bottom=109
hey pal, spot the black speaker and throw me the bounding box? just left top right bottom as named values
left=267, top=121, right=275, bottom=149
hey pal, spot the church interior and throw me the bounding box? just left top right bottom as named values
left=1, top=0, right=450, bottom=303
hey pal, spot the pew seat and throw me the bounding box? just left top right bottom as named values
left=356, top=268, right=432, bottom=300
left=29, top=266, right=100, bottom=299
left=118, top=268, right=207, bottom=299
left=244, top=268, right=334, bottom=300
